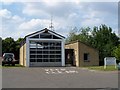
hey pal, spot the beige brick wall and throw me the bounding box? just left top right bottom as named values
left=65, top=42, right=80, bottom=67
left=79, top=42, right=99, bottom=67
left=65, top=41, right=99, bottom=67
left=20, top=43, right=26, bottom=66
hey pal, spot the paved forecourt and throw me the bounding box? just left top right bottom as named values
left=2, top=67, right=118, bottom=88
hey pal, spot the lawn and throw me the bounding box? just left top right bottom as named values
left=82, top=65, right=118, bottom=71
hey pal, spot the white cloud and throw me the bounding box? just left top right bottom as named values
left=0, top=9, right=12, bottom=19
left=22, top=4, right=49, bottom=18
left=81, top=18, right=103, bottom=27
left=19, top=19, right=50, bottom=30
left=1, top=2, right=118, bottom=40
left=12, top=15, right=25, bottom=23
left=0, top=8, right=25, bottom=40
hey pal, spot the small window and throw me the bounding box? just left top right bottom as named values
left=84, top=53, right=90, bottom=62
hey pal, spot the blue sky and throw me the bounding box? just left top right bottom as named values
left=0, top=0, right=119, bottom=40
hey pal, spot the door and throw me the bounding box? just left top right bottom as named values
left=65, top=49, right=75, bottom=66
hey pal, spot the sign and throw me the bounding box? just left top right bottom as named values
left=104, top=57, right=117, bottom=69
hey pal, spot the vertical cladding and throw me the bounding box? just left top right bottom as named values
left=62, top=40, right=65, bottom=66
left=20, top=43, right=27, bottom=66
left=78, top=41, right=80, bottom=67
left=20, top=45, right=23, bottom=65
left=23, top=43, right=26, bottom=66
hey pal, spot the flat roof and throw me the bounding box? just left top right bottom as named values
left=65, top=40, right=99, bottom=51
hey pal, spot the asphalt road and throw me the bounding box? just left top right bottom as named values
left=2, top=67, right=119, bottom=88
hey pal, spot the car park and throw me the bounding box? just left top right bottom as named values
left=2, top=53, right=16, bottom=66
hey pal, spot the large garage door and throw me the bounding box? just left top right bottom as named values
left=29, top=41, right=62, bottom=66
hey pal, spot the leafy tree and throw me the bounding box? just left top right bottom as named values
left=66, top=27, right=79, bottom=43
left=66, top=27, right=92, bottom=44
left=15, top=38, right=24, bottom=60
left=113, top=44, right=120, bottom=63
left=2, top=37, right=24, bottom=60
left=66, top=24, right=120, bottom=65
left=90, top=25, right=119, bottom=65
left=77, top=27, right=92, bottom=44
left=2, top=37, right=16, bottom=54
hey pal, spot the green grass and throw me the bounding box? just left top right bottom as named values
left=82, top=66, right=118, bottom=71
left=1, top=64, right=24, bottom=68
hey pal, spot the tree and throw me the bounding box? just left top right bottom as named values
left=66, top=27, right=92, bottom=44
left=2, top=37, right=16, bottom=54
left=66, top=27, right=79, bottom=43
left=66, top=24, right=120, bottom=65
left=77, top=27, right=92, bottom=44
left=113, top=44, right=120, bottom=63
left=90, top=25, right=119, bottom=65
left=2, top=37, right=24, bottom=60
left=15, top=38, right=24, bottom=60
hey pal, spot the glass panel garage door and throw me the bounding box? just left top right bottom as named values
left=29, top=41, right=61, bottom=66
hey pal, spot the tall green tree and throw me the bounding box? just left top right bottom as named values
left=90, top=25, right=119, bottom=65
left=77, top=27, right=92, bottom=44
left=66, top=27, right=92, bottom=44
left=15, top=38, right=24, bottom=60
left=113, top=44, right=120, bottom=63
left=2, top=37, right=24, bottom=60
left=66, top=24, right=120, bottom=65
left=2, top=37, right=16, bottom=54
left=66, top=27, right=79, bottom=43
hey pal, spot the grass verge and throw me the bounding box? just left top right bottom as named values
left=82, top=66, right=118, bottom=71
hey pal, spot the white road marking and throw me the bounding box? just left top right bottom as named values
left=65, top=71, right=70, bottom=73
left=44, top=68, right=78, bottom=74
left=60, top=69, right=66, bottom=71
left=46, top=72, right=50, bottom=74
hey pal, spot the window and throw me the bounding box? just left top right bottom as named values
left=30, top=55, right=36, bottom=58
left=43, top=59, right=49, bottom=62
left=30, top=34, right=39, bottom=38
left=37, top=59, right=42, bottom=62
left=29, top=41, right=62, bottom=63
left=53, top=35, right=60, bottom=39
left=30, top=59, right=36, bottom=62
left=56, top=59, right=61, bottom=62
left=84, top=53, right=90, bottom=62
left=40, top=34, right=52, bottom=39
